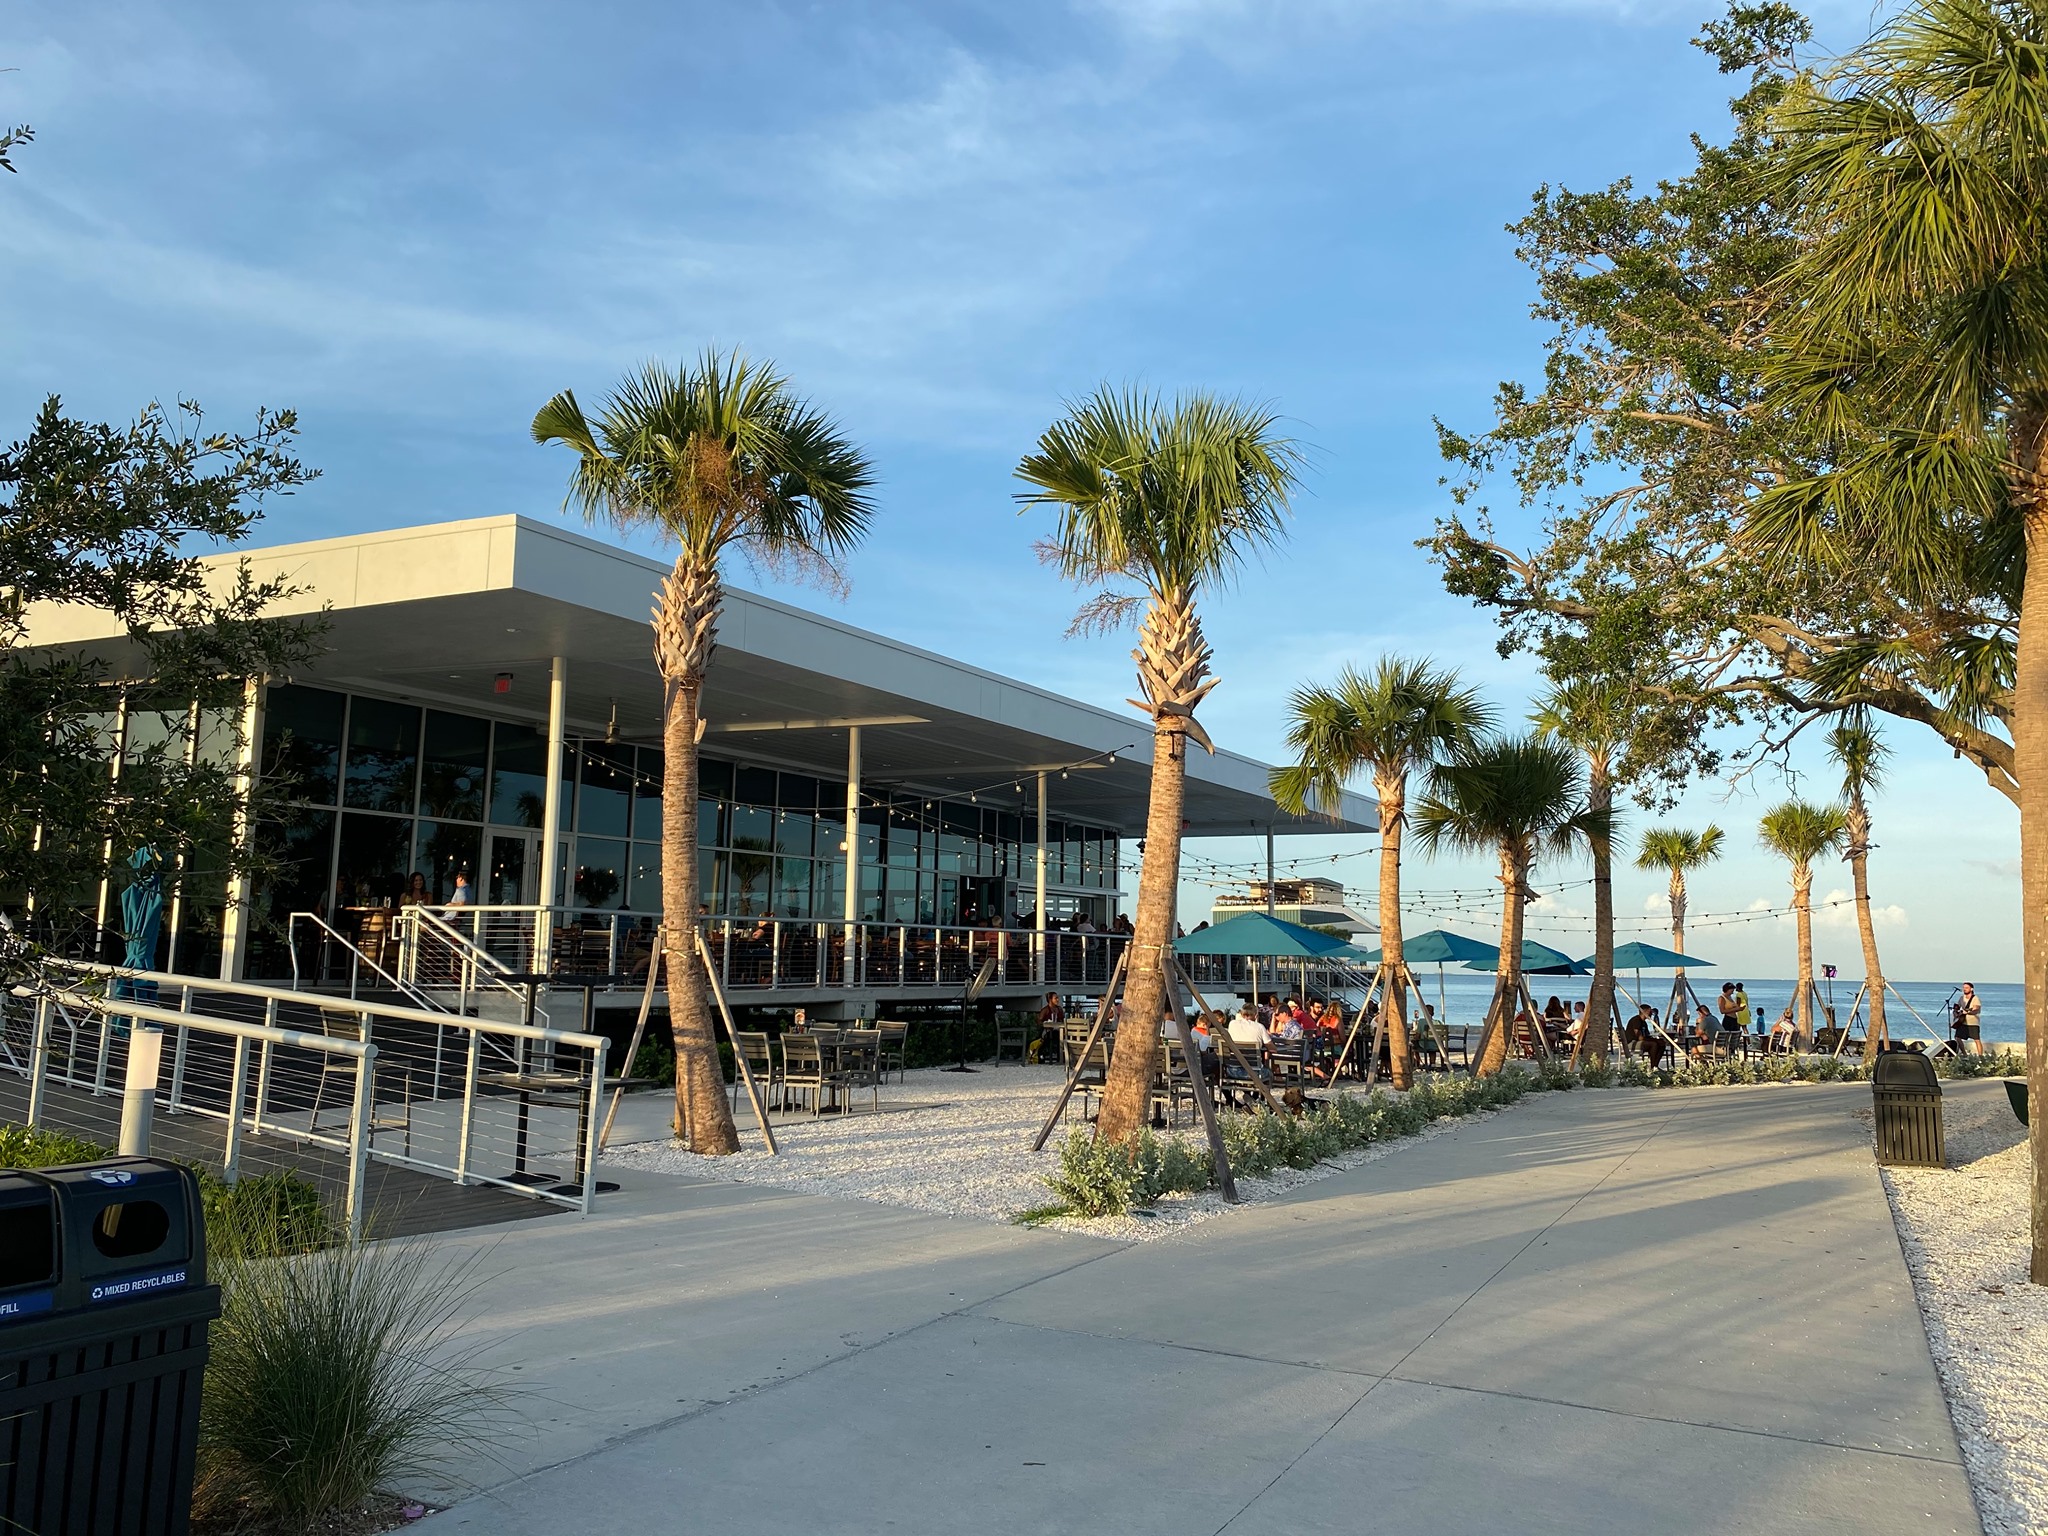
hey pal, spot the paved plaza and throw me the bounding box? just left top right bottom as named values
left=418, top=1086, right=1982, bottom=1535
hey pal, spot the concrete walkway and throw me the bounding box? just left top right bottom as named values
left=421, top=1086, right=1982, bottom=1535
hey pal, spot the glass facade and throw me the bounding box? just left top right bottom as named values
left=247, top=683, right=1121, bottom=975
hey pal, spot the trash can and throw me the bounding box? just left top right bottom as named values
left=1872, top=1051, right=1945, bottom=1167
left=0, top=1157, right=220, bottom=1536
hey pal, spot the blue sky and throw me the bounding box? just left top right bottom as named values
left=2, top=0, right=2014, bottom=982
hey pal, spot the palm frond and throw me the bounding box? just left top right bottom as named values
left=1758, top=798, right=1850, bottom=865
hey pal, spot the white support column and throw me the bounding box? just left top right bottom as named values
left=1035, top=771, right=1048, bottom=984
left=535, top=655, right=568, bottom=972
left=842, top=726, right=861, bottom=977
left=94, top=688, right=129, bottom=957
left=1265, top=828, right=1276, bottom=915
left=219, top=678, right=266, bottom=982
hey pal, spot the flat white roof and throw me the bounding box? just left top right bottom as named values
left=22, top=515, right=1376, bottom=837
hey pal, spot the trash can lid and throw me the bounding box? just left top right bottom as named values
left=1872, top=1051, right=1940, bottom=1089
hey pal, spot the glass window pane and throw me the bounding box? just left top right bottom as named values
left=887, top=810, right=920, bottom=867
left=699, top=848, right=725, bottom=915
left=698, top=798, right=723, bottom=847
left=632, top=747, right=664, bottom=841
left=578, top=744, right=633, bottom=838
left=419, top=711, right=489, bottom=821
left=777, top=774, right=819, bottom=811
left=729, top=803, right=771, bottom=848
left=884, top=868, right=917, bottom=925
left=414, top=821, right=482, bottom=902
left=698, top=757, right=732, bottom=799
left=774, top=809, right=814, bottom=858
left=734, top=765, right=776, bottom=805
left=248, top=806, right=335, bottom=979
left=858, top=864, right=884, bottom=922
left=343, top=698, right=420, bottom=813
left=728, top=842, right=774, bottom=915
left=773, top=857, right=811, bottom=918
left=572, top=836, right=628, bottom=910
left=334, top=812, right=413, bottom=907
left=261, top=685, right=344, bottom=804
left=629, top=845, right=662, bottom=913
left=489, top=722, right=547, bottom=827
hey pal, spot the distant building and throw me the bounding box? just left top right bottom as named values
left=1212, top=878, right=1376, bottom=939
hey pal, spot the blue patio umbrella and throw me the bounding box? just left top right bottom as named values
left=111, top=846, right=164, bottom=1017
left=1599, top=940, right=1715, bottom=1024
left=1357, top=928, right=1500, bottom=1023
left=1171, top=911, right=1353, bottom=1011
left=1463, top=939, right=1589, bottom=976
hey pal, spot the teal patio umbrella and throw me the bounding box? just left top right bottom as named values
left=1172, top=911, right=1354, bottom=1011
left=1358, top=928, right=1499, bottom=1022
left=111, top=846, right=164, bottom=1023
left=1598, top=939, right=1714, bottom=1025
left=1464, top=939, right=1588, bottom=977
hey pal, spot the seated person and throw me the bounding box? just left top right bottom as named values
left=1032, top=991, right=1063, bottom=1062
left=1227, top=1003, right=1270, bottom=1049
left=1272, top=1008, right=1305, bottom=1041
left=1769, top=1003, right=1797, bottom=1048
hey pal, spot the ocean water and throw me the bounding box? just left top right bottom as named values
left=1325, top=972, right=2026, bottom=1048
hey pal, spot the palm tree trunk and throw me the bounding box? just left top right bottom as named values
left=1669, top=870, right=1686, bottom=966
left=655, top=559, right=740, bottom=1155
left=1584, top=761, right=1615, bottom=1064
left=1375, top=769, right=1412, bottom=1089
left=1845, top=799, right=1888, bottom=1050
left=2013, top=404, right=2048, bottom=1284
left=1476, top=845, right=1525, bottom=1077
left=1095, top=588, right=1211, bottom=1143
left=1791, top=863, right=1815, bottom=1051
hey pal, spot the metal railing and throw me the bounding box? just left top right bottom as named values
left=336, top=904, right=1134, bottom=995
left=391, top=904, right=538, bottom=1022
left=4, top=961, right=611, bottom=1233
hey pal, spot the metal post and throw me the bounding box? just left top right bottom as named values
left=843, top=725, right=861, bottom=982
left=26, top=997, right=52, bottom=1126
left=535, top=656, right=569, bottom=974
left=581, top=1039, right=608, bottom=1215
left=118, top=1026, right=164, bottom=1156
left=252, top=997, right=278, bottom=1134
left=1034, top=771, right=1048, bottom=983
left=220, top=677, right=267, bottom=982
left=167, top=986, right=193, bottom=1113
left=92, top=1008, right=113, bottom=1096
left=345, top=1044, right=375, bottom=1241
left=1265, top=829, right=1276, bottom=915
left=222, top=1034, right=251, bottom=1183
left=456, top=1026, right=482, bottom=1184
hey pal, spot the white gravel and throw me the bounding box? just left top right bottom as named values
left=603, top=1064, right=1485, bottom=1242
left=1875, top=1085, right=2046, bottom=1536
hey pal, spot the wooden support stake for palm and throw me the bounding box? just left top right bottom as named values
left=1330, top=963, right=1387, bottom=1089
left=1168, top=957, right=1287, bottom=1116
left=1032, top=946, right=1128, bottom=1151
left=695, top=928, right=778, bottom=1155
left=1162, top=963, right=1237, bottom=1202
left=600, top=926, right=667, bottom=1149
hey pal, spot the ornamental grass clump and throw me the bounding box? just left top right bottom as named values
left=196, top=1202, right=510, bottom=1530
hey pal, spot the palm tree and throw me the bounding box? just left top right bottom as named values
left=1017, top=387, right=1301, bottom=1143
left=1757, top=801, right=1849, bottom=1049
left=1750, top=0, right=2046, bottom=1277
left=533, top=351, right=874, bottom=1155
left=1829, top=716, right=1893, bottom=1049
left=1412, top=735, right=1604, bottom=1077
left=1533, top=679, right=1636, bottom=1065
left=1271, top=659, right=1494, bottom=1089
left=1634, top=826, right=1724, bottom=972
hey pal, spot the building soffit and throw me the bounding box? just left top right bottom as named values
left=17, top=514, right=1377, bottom=837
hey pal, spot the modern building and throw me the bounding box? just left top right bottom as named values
left=1211, top=878, right=1376, bottom=939
left=22, top=515, right=1374, bottom=1017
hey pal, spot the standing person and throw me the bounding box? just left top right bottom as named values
left=1732, top=982, right=1752, bottom=1033
left=1951, top=982, right=1984, bottom=1056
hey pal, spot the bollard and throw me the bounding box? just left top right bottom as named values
left=118, top=1026, right=165, bottom=1156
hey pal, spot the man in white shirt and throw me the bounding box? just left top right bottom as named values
left=1227, top=1004, right=1269, bottom=1048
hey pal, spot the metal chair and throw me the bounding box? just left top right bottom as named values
left=875, top=1021, right=909, bottom=1082
left=730, top=1030, right=780, bottom=1112
left=994, top=1013, right=1031, bottom=1064
left=307, top=1006, right=412, bottom=1156
left=839, top=1027, right=884, bottom=1114
left=780, top=1034, right=840, bottom=1116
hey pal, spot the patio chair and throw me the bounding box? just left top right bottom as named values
left=730, top=1030, right=780, bottom=1112
left=994, top=1013, right=1031, bottom=1064
left=1149, top=1040, right=1193, bottom=1127
left=839, top=1027, right=884, bottom=1114
left=875, top=1021, right=909, bottom=1082
left=307, top=1006, right=412, bottom=1156
left=1267, top=1037, right=1305, bottom=1085
left=780, top=1034, right=842, bottom=1117
left=1061, top=1021, right=1111, bottom=1086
